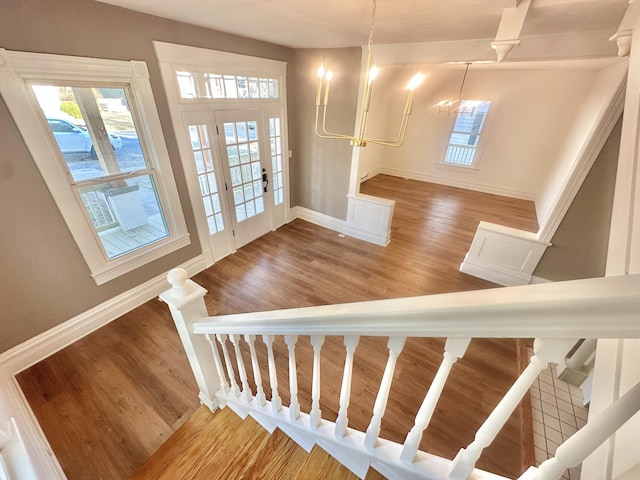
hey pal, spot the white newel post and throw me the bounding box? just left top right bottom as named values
left=447, top=338, right=578, bottom=480
left=160, top=268, right=220, bottom=411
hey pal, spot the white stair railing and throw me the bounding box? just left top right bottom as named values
left=160, top=269, right=640, bottom=480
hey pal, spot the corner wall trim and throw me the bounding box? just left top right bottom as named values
left=0, top=255, right=208, bottom=376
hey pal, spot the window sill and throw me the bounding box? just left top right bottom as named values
left=91, top=233, right=191, bottom=285
left=435, top=162, right=480, bottom=173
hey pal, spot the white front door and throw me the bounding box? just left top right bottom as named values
left=215, top=109, right=273, bottom=248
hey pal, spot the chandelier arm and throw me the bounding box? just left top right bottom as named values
left=364, top=113, right=411, bottom=147
left=315, top=106, right=355, bottom=140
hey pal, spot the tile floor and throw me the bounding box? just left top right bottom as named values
left=530, top=360, right=589, bottom=480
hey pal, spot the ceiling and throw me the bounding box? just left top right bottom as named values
left=96, top=0, right=629, bottom=49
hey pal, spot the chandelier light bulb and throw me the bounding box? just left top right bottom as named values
left=317, top=65, right=325, bottom=78
left=368, top=66, right=379, bottom=82
left=407, top=73, right=425, bottom=90
left=326, top=71, right=333, bottom=81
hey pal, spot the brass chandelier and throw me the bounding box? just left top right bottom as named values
left=314, top=0, right=424, bottom=147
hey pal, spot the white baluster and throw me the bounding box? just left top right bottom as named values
left=365, top=336, right=407, bottom=450
left=285, top=335, right=300, bottom=421
left=335, top=336, right=360, bottom=438
left=245, top=334, right=266, bottom=407
left=448, top=338, right=578, bottom=480
left=519, top=381, right=640, bottom=480
left=159, top=269, right=220, bottom=411
left=205, top=334, right=229, bottom=395
left=229, top=334, right=252, bottom=403
left=310, top=335, right=325, bottom=428
left=263, top=335, right=282, bottom=413
left=217, top=334, right=240, bottom=398
left=401, top=338, right=471, bottom=463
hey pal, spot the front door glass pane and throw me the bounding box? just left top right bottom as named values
left=224, top=121, right=264, bottom=223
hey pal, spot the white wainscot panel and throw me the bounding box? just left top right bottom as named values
left=460, top=221, right=550, bottom=286
left=345, top=194, right=395, bottom=247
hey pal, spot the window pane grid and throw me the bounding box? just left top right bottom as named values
left=33, top=84, right=173, bottom=259
left=188, top=123, right=224, bottom=235
left=269, top=117, right=284, bottom=206
left=177, top=71, right=279, bottom=100
left=444, top=100, right=490, bottom=167
left=225, top=121, right=264, bottom=223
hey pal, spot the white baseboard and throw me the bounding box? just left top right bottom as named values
left=380, top=167, right=537, bottom=202
left=0, top=254, right=208, bottom=376
left=460, top=258, right=532, bottom=287
left=291, top=206, right=390, bottom=247
left=359, top=167, right=383, bottom=184
left=343, top=222, right=389, bottom=246
left=293, top=206, right=348, bottom=234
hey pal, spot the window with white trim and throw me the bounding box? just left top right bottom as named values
left=0, top=50, right=190, bottom=284
left=444, top=100, right=491, bottom=167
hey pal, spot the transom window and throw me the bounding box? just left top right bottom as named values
left=176, top=71, right=279, bottom=100
left=444, top=100, right=491, bottom=167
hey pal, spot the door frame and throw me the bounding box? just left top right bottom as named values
left=155, top=41, right=290, bottom=266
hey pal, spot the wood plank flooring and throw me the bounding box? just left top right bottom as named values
left=132, top=406, right=387, bottom=480
left=17, top=175, right=538, bottom=480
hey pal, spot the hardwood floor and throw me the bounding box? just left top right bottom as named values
left=17, top=175, right=538, bottom=480
left=131, top=406, right=387, bottom=480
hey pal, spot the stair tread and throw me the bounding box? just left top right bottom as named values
left=129, top=406, right=270, bottom=479
left=294, top=446, right=360, bottom=480
left=130, top=405, right=388, bottom=480
left=242, top=428, right=309, bottom=478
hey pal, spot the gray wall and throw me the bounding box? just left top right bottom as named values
left=289, top=48, right=361, bottom=219
left=0, top=0, right=298, bottom=352
left=534, top=117, right=622, bottom=281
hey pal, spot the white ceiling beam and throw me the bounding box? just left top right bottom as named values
left=610, top=0, right=640, bottom=56
left=491, top=0, right=532, bottom=62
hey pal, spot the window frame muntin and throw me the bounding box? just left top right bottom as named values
left=437, top=94, right=498, bottom=171
left=0, top=49, right=190, bottom=284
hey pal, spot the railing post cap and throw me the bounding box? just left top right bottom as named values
left=167, top=268, right=189, bottom=290
left=160, top=269, right=207, bottom=309
left=167, top=268, right=192, bottom=298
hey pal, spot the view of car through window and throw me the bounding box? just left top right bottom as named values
left=32, top=85, right=169, bottom=259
